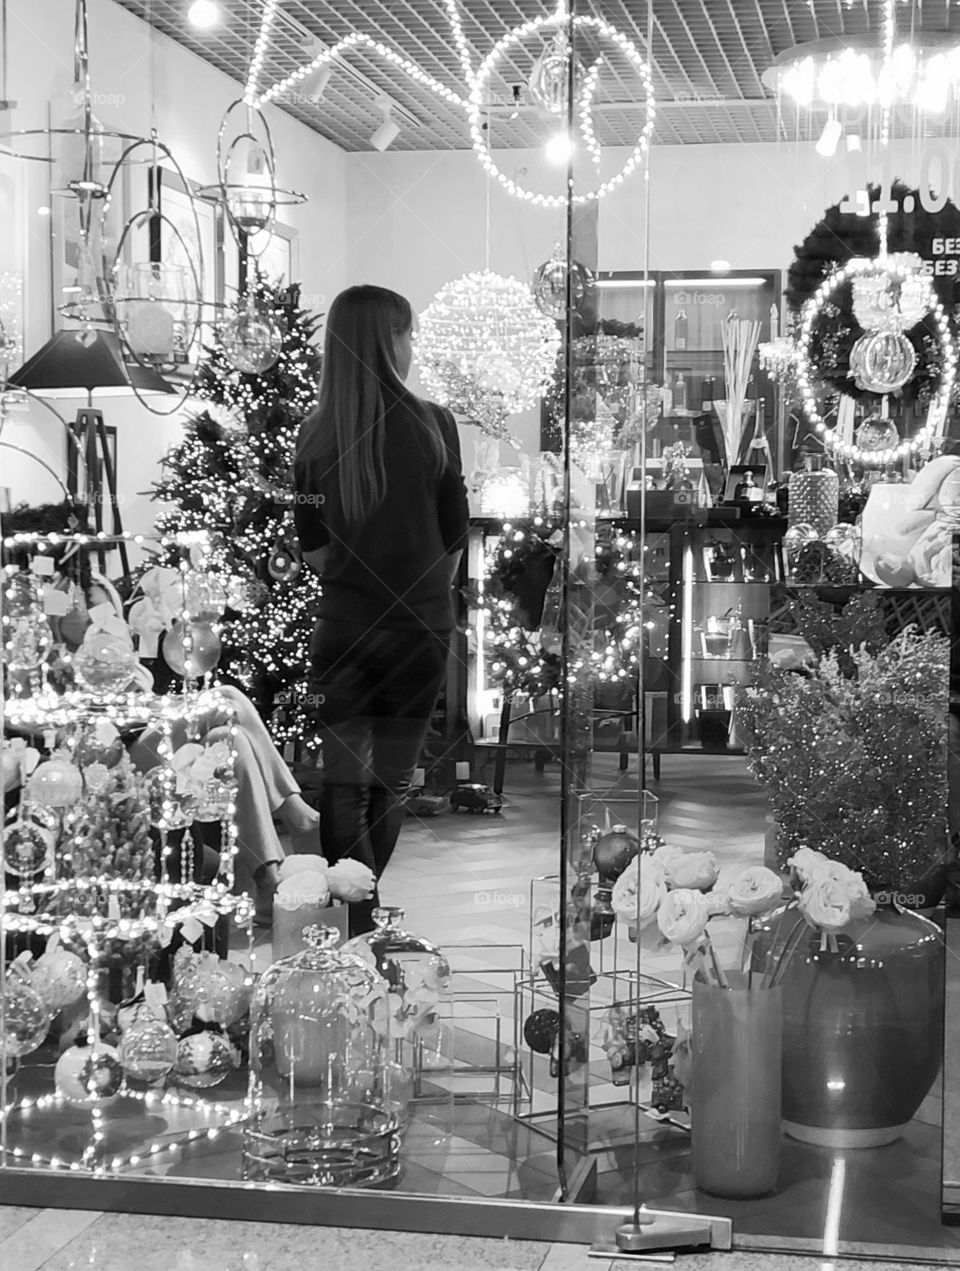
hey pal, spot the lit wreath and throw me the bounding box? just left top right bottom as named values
left=795, top=255, right=957, bottom=465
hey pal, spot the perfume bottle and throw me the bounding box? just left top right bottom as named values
left=787, top=453, right=839, bottom=537
left=672, top=371, right=688, bottom=411
left=727, top=604, right=753, bottom=661
left=674, top=309, right=689, bottom=350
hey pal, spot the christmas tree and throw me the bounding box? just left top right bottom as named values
left=152, top=280, right=323, bottom=749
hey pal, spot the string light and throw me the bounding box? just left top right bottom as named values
left=244, top=0, right=280, bottom=106
left=794, top=256, right=957, bottom=466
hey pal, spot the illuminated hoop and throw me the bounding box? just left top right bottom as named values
left=468, top=12, right=655, bottom=208
left=795, top=256, right=958, bottom=466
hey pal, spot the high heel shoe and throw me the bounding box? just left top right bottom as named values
left=252, top=860, right=282, bottom=927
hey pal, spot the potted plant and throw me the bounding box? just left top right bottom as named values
left=735, top=595, right=948, bottom=1146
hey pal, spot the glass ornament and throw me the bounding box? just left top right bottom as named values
left=30, top=947, right=87, bottom=1011
left=849, top=330, right=917, bottom=394
left=226, top=136, right=274, bottom=233
left=266, top=541, right=301, bottom=582
left=531, top=249, right=593, bottom=319
left=169, top=949, right=250, bottom=1032
left=787, top=457, right=839, bottom=537
left=851, top=257, right=929, bottom=334
left=855, top=414, right=900, bottom=453
left=162, top=620, right=222, bottom=680
left=1, top=969, right=51, bottom=1057
left=174, top=1028, right=240, bottom=1088
left=528, top=31, right=581, bottom=115
left=74, top=720, right=124, bottom=769
left=74, top=629, right=137, bottom=696
left=54, top=1042, right=123, bottom=1105
left=115, top=261, right=192, bottom=362
left=119, top=1015, right=178, bottom=1085
left=142, top=766, right=195, bottom=831
left=244, top=925, right=401, bottom=1188
left=824, top=522, right=862, bottom=561
left=2, top=817, right=55, bottom=877
left=26, top=752, right=83, bottom=808
left=783, top=522, right=819, bottom=565
left=220, top=298, right=283, bottom=375
left=592, top=825, right=640, bottom=886
left=183, top=573, right=229, bottom=622
left=226, top=573, right=269, bottom=612
left=3, top=614, right=54, bottom=672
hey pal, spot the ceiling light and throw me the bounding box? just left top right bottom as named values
left=710, top=259, right=731, bottom=274
left=187, top=0, right=221, bottom=29
left=815, top=117, right=842, bottom=157
left=370, top=102, right=400, bottom=151
left=544, top=130, right=574, bottom=165
left=846, top=133, right=862, bottom=151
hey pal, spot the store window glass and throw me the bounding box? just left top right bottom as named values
left=0, top=0, right=958, bottom=1259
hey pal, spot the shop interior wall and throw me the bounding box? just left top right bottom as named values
left=2, top=0, right=347, bottom=534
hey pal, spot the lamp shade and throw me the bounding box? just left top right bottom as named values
left=8, top=329, right=173, bottom=395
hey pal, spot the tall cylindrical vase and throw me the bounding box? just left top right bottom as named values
left=691, top=979, right=782, bottom=1198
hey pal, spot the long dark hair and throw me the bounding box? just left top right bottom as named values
left=296, top=284, right=444, bottom=524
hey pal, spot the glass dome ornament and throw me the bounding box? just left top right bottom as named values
left=2, top=816, right=55, bottom=879
left=244, top=925, right=401, bottom=1188
left=855, top=413, right=901, bottom=454
left=851, top=255, right=929, bottom=334
left=849, top=330, right=917, bottom=394
left=344, top=908, right=452, bottom=1093
left=174, top=1027, right=240, bottom=1088
left=162, top=619, right=222, bottom=680
left=73, top=626, right=137, bottom=696
left=220, top=295, right=283, bottom=375
left=55, top=1040, right=124, bottom=1105
left=1, top=966, right=51, bottom=1058
left=531, top=246, right=594, bottom=320
left=113, top=261, right=191, bottom=365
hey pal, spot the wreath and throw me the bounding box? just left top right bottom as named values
left=785, top=181, right=960, bottom=406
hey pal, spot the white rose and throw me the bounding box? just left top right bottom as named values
left=276, top=870, right=330, bottom=908
left=656, top=888, right=710, bottom=947
left=798, top=876, right=852, bottom=931
left=326, top=859, right=376, bottom=902
left=844, top=869, right=876, bottom=921
left=663, top=850, right=719, bottom=892
left=725, top=865, right=784, bottom=917
left=787, top=847, right=829, bottom=884
left=279, top=854, right=328, bottom=880
left=650, top=843, right=684, bottom=876
left=611, top=857, right=666, bottom=929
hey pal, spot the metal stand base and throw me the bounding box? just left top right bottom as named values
left=589, top=1207, right=732, bottom=1258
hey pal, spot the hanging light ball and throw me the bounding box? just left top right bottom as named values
left=220, top=299, right=283, bottom=375
left=854, top=413, right=901, bottom=453
left=162, top=619, right=222, bottom=679
left=416, top=271, right=561, bottom=436
left=30, top=947, right=87, bottom=1012
left=119, top=1015, right=179, bottom=1085
left=2, top=971, right=51, bottom=1057
left=528, top=31, right=581, bottom=115
left=523, top=1008, right=561, bottom=1054
left=54, top=1042, right=124, bottom=1105
left=75, top=720, right=124, bottom=770
left=266, top=540, right=302, bottom=582
left=26, top=753, right=83, bottom=808
left=531, top=251, right=594, bottom=319
left=849, top=330, right=917, bottom=394
left=592, top=825, right=640, bottom=886
left=73, top=628, right=137, bottom=696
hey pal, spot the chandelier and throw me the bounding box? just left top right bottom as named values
left=764, top=0, right=960, bottom=116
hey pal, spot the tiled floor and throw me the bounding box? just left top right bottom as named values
left=3, top=750, right=960, bottom=1268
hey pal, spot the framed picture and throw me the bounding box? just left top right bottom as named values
left=150, top=166, right=219, bottom=364
left=249, top=220, right=299, bottom=290
left=723, top=462, right=767, bottom=505
left=696, top=684, right=724, bottom=712
left=51, top=164, right=130, bottom=333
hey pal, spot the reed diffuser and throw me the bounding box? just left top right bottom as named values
left=718, top=313, right=762, bottom=468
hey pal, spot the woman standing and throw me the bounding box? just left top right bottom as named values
left=294, top=285, right=469, bottom=934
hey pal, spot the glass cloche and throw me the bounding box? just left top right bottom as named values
left=344, top=907, right=452, bottom=1123
left=243, top=924, right=400, bottom=1187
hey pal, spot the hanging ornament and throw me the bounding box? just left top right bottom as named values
left=54, top=1041, right=124, bottom=1105
left=74, top=628, right=138, bottom=696
left=26, top=752, right=83, bottom=808
left=3, top=613, right=54, bottom=672
left=174, top=1027, right=240, bottom=1088
left=528, top=30, right=581, bottom=115
left=531, top=247, right=594, bottom=320
left=851, top=253, right=930, bottom=334
left=30, top=946, right=87, bottom=1012
left=523, top=1008, right=560, bottom=1055
left=849, top=330, right=917, bottom=394
left=162, top=619, right=222, bottom=679
left=142, top=766, right=195, bottom=831
left=183, top=573, right=229, bottom=623
left=855, top=414, right=901, bottom=453
left=119, top=1015, right=178, bottom=1085
left=2, top=816, right=55, bottom=877
left=1, top=968, right=51, bottom=1057
left=226, top=571, right=270, bottom=613
left=267, top=539, right=302, bottom=582
left=220, top=296, right=283, bottom=375
left=169, top=949, right=251, bottom=1032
